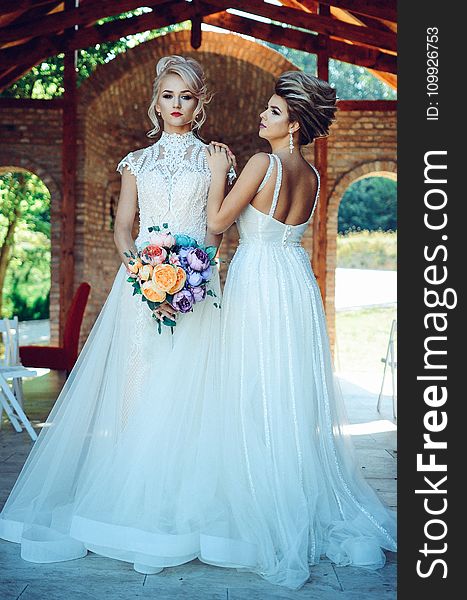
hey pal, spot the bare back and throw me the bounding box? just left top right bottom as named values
left=251, top=152, right=320, bottom=226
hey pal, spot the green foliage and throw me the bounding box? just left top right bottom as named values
left=0, top=172, right=50, bottom=235
left=0, top=172, right=51, bottom=319
left=262, top=42, right=396, bottom=100
left=337, top=230, right=397, bottom=270
left=338, top=177, right=397, bottom=234
left=8, top=279, right=50, bottom=320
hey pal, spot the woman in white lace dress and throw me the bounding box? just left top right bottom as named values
left=204, top=71, right=397, bottom=590
left=0, top=56, right=232, bottom=574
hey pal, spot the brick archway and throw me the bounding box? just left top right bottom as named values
left=0, top=154, right=60, bottom=337
left=0, top=150, right=60, bottom=200
left=326, top=160, right=397, bottom=352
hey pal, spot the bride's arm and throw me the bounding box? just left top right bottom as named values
left=205, top=149, right=270, bottom=235
left=205, top=231, right=223, bottom=249
left=113, top=167, right=138, bottom=269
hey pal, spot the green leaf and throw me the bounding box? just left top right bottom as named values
left=163, top=223, right=169, bottom=229
left=213, top=303, right=218, bottom=308
left=206, top=289, right=214, bottom=297
left=210, top=259, right=217, bottom=266
left=163, top=317, right=176, bottom=327
left=126, top=276, right=135, bottom=283
left=205, top=245, right=217, bottom=260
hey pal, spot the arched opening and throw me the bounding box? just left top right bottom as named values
left=327, top=163, right=397, bottom=398
left=0, top=166, right=52, bottom=373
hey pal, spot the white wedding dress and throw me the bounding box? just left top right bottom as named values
left=0, top=130, right=224, bottom=571
left=197, top=153, right=397, bottom=589
left=0, top=137, right=396, bottom=591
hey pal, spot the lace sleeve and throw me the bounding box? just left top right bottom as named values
left=116, top=152, right=136, bottom=175
left=116, top=149, right=146, bottom=175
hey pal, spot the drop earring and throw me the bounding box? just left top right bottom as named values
left=289, top=130, right=294, bottom=154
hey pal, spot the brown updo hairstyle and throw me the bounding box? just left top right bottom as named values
left=147, top=55, right=213, bottom=138
left=275, top=71, right=338, bottom=145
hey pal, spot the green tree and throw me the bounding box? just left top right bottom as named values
left=0, top=172, right=51, bottom=317
left=338, top=177, right=397, bottom=233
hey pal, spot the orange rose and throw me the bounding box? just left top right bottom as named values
left=152, top=264, right=178, bottom=292
left=141, top=280, right=166, bottom=303
left=138, top=263, right=153, bottom=281
left=127, top=258, right=142, bottom=274
left=168, top=267, right=187, bottom=294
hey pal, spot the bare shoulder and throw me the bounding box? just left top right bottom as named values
left=245, top=152, right=270, bottom=170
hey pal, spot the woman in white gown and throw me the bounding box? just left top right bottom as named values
left=204, top=71, right=397, bottom=590
left=0, top=56, right=229, bottom=574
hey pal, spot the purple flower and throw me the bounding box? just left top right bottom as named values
left=178, top=246, right=191, bottom=268
left=187, top=269, right=203, bottom=287
left=191, top=285, right=206, bottom=303
left=201, top=265, right=212, bottom=281
left=172, top=289, right=194, bottom=313
left=187, top=248, right=210, bottom=272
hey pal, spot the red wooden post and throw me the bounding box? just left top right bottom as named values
left=312, top=3, right=330, bottom=306
left=59, top=0, right=78, bottom=344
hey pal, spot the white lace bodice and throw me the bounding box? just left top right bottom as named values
left=117, top=130, right=211, bottom=246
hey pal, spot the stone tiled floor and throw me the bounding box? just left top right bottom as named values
left=0, top=370, right=397, bottom=599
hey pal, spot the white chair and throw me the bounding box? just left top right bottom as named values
left=0, top=317, right=38, bottom=441
left=377, top=318, right=397, bottom=420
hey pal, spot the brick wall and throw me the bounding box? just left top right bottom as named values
left=0, top=30, right=396, bottom=355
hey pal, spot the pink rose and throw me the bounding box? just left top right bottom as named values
left=149, top=232, right=176, bottom=249
left=168, top=252, right=181, bottom=266
left=141, top=244, right=167, bottom=266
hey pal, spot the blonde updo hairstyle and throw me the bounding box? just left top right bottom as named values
left=147, top=55, right=213, bottom=138
left=275, top=71, right=338, bottom=145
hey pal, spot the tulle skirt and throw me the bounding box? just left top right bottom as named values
left=0, top=261, right=225, bottom=569
left=196, top=242, right=397, bottom=590
left=0, top=244, right=396, bottom=591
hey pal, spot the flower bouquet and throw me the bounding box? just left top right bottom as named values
left=124, top=223, right=219, bottom=333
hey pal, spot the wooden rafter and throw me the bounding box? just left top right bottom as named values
left=0, top=0, right=172, bottom=45
left=329, top=5, right=396, bottom=89
left=0, top=1, right=229, bottom=89
left=205, top=0, right=396, bottom=52
left=312, top=0, right=396, bottom=22
left=0, top=1, right=397, bottom=91
left=0, top=0, right=61, bottom=15
left=204, top=11, right=396, bottom=74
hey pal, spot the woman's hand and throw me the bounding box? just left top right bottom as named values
left=205, top=142, right=235, bottom=177
left=210, top=141, right=237, bottom=169
left=153, top=301, right=177, bottom=322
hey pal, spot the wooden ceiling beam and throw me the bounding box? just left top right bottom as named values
left=205, top=0, right=396, bottom=52
left=0, top=0, right=173, bottom=44
left=0, top=1, right=227, bottom=75
left=0, top=0, right=60, bottom=14
left=313, top=0, right=396, bottom=23
left=329, top=6, right=397, bottom=89
left=204, top=11, right=396, bottom=74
